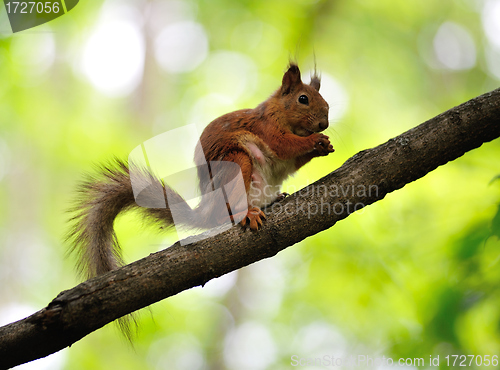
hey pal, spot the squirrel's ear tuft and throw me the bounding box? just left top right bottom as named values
left=310, top=75, right=321, bottom=91
left=281, top=63, right=302, bottom=95
left=310, top=68, right=321, bottom=91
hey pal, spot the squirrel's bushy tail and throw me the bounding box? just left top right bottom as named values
left=67, top=159, right=194, bottom=279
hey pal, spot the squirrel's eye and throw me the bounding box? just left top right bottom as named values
left=298, top=95, right=309, bottom=105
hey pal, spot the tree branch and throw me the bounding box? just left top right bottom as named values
left=1, top=88, right=499, bottom=369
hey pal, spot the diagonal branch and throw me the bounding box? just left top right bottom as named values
left=1, top=88, right=499, bottom=369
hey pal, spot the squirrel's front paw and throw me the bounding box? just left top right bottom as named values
left=313, top=133, right=335, bottom=156
left=240, top=207, right=266, bottom=230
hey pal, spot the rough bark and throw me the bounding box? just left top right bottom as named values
left=0, top=88, right=499, bottom=369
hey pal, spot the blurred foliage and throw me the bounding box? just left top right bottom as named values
left=0, top=0, right=500, bottom=369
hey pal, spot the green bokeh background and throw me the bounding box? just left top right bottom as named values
left=0, top=0, right=500, bottom=369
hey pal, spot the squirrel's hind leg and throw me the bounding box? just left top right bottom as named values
left=213, top=150, right=266, bottom=230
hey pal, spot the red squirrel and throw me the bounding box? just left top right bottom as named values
left=68, top=63, right=334, bottom=278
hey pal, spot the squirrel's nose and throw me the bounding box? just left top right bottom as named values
left=318, top=106, right=329, bottom=130
left=319, top=116, right=329, bottom=130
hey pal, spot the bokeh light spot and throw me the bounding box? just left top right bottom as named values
left=154, top=21, right=208, bottom=74
left=433, top=22, right=476, bottom=70
left=80, top=5, right=145, bottom=97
